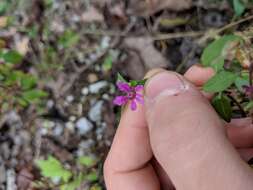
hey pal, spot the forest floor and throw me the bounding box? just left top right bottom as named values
left=0, top=0, right=252, bottom=189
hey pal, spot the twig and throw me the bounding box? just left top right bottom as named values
left=81, top=14, right=253, bottom=41
left=227, top=94, right=247, bottom=117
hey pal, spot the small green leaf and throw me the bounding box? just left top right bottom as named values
left=21, top=75, right=37, bottom=90
left=0, top=1, right=9, bottom=15
left=212, top=94, right=232, bottom=122
left=78, top=156, right=95, bottom=167
left=90, top=184, right=103, bottom=190
left=130, top=80, right=138, bottom=86
left=201, top=35, right=241, bottom=71
left=60, top=174, right=84, bottom=190
left=59, top=30, right=80, bottom=48
left=36, top=156, right=72, bottom=183
left=102, top=54, right=113, bottom=71
left=22, top=89, right=48, bottom=103
left=0, top=74, right=4, bottom=80
left=203, top=71, right=237, bottom=92
left=2, top=50, right=23, bottom=64
left=233, top=0, right=246, bottom=16
left=117, top=73, right=127, bottom=83
left=16, top=97, right=29, bottom=107
left=244, top=101, right=253, bottom=112
left=235, top=77, right=249, bottom=92
left=85, top=171, right=98, bottom=182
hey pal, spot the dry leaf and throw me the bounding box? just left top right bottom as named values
left=127, top=0, right=192, bottom=16
left=122, top=37, right=170, bottom=79
left=82, top=6, right=104, bottom=23
left=16, top=37, right=29, bottom=56
left=0, top=17, right=8, bottom=28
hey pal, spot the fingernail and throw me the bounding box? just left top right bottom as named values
left=145, top=72, right=188, bottom=101
left=248, top=157, right=253, bottom=165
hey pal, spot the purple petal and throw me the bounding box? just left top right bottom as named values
left=130, top=100, right=137, bottom=111
left=117, top=82, right=131, bottom=92
left=113, top=96, right=128, bottom=106
left=135, top=95, right=144, bottom=105
left=135, top=85, right=144, bottom=92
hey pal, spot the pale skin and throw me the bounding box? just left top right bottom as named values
left=104, top=65, right=253, bottom=190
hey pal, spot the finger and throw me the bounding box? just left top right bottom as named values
left=104, top=69, right=163, bottom=190
left=152, top=158, right=175, bottom=190
left=184, top=65, right=214, bottom=99
left=145, top=71, right=253, bottom=190
left=227, top=118, right=253, bottom=148
left=238, top=148, right=253, bottom=162
left=184, top=64, right=215, bottom=86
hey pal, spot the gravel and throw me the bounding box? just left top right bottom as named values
left=76, top=117, right=94, bottom=135
left=88, top=100, right=103, bottom=122
left=89, top=81, right=108, bottom=94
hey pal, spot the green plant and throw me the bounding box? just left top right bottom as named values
left=201, top=31, right=253, bottom=122
left=35, top=155, right=100, bottom=190
left=0, top=49, right=48, bottom=114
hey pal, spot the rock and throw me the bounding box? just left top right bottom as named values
left=88, top=101, right=103, bottom=122
left=46, top=100, right=55, bottom=109
left=66, top=95, right=74, bottom=103
left=89, top=81, right=108, bottom=94
left=5, top=111, right=22, bottom=128
left=76, top=118, right=93, bottom=135
left=6, top=169, right=17, bottom=190
left=65, top=122, right=75, bottom=132
left=81, top=87, right=89, bottom=95
left=79, top=139, right=95, bottom=150
left=69, top=116, right=77, bottom=122
left=87, top=73, right=98, bottom=83
left=53, top=123, right=64, bottom=136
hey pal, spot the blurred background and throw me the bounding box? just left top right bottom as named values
left=0, top=0, right=252, bottom=189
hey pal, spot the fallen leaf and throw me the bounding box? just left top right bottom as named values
left=127, top=0, right=192, bottom=16
left=0, top=16, right=8, bottom=28
left=16, top=37, right=29, bottom=56
left=124, top=36, right=170, bottom=70
left=17, top=168, right=34, bottom=190
left=81, top=6, right=104, bottom=23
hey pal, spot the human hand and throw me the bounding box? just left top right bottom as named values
left=104, top=66, right=253, bottom=190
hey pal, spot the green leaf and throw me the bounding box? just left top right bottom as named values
left=201, top=35, right=241, bottom=71
left=117, top=73, right=127, bottom=83
left=16, top=97, right=29, bottom=107
left=60, top=174, right=84, bottom=190
left=2, top=50, right=23, bottom=64
left=59, top=30, right=80, bottom=48
left=212, top=94, right=232, bottom=122
left=203, top=71, right=237, bottom=92
left=78, top=156, right=95, bottom=167
left=21, top=75, right=37, bottom=90
left=0, top=74, right=4, bottom=80
left=0, top=1, right=9, bottom=15
left=36, top=156, right=72, bottom=183
left=102, top=54, right=113, bottom=71
left=90, top=184, right=103, bottom=190
left=22, top=89, right=48, bottom=103
left=235, top=76, right=249, bottom=92
left=4, top=71, right=23, bottom=86
left=85, top=171, right=98, bottom=182
left=233, top=0, right=246, bottom=16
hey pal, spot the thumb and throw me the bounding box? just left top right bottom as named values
left=144, top=71, right=253, bottom=190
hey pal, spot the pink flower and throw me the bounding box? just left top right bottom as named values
left=243, top=85, right=253, bottom=97
left=113, top=82, right=144, bottom=111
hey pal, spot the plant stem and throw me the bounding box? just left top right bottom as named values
left=227, top=94, right=247, bottom=117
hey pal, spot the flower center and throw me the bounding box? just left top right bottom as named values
left=127, top=91, right=136, bottom=100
